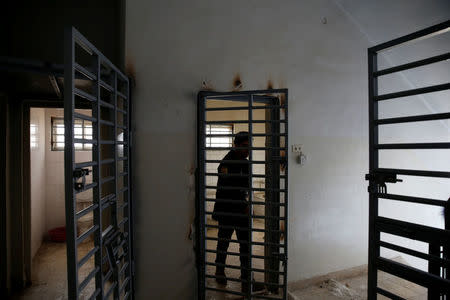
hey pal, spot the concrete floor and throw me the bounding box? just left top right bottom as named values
left=12, top=241, right=96, bottom=300
left=289, top=257, right=427, bottom=300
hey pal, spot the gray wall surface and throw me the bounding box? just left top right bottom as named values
left=125, top=0, right=449, bottom=298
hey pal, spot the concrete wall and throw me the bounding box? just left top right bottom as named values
left=44, top=108, right=92, bottom=231
left=126, top=0, right=449, bottom=298
left=30, top=108, right=47, bottom=259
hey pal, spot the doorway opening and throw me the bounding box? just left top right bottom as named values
left=197, top=90, right=288, bottom=299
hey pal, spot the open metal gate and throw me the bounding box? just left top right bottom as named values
left=197, top=89, right=288, bottom=299
left=64, top=27, right=133, bottom=300
left=366, top=21, right=450, bottom=299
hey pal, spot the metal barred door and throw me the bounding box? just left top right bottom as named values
left=197, top=89, right=288, bottom=299
left=366, top=20, right=450, bottom=299
left=64, top=27, right=133, bottom=300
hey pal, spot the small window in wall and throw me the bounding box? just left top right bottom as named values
left=51, top=117, right=93, bottom=151
left=206, top=124, right=233, bottom=147
left=30, top=124, right=38, bottom=149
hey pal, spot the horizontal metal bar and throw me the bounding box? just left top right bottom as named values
left=99, top=140, right=115, bottom=145
left=99, top=99, right=114, bottom=109
left=78, top=266, right=100, bottom=292
left=375, top=142, right=450, bottom=149
left=118, top=157, right=128, bottom=161
left=205, top=261, right=285, bottom=274
left=205, top=105, right=286, bottom=111
left=116, top=141, right=127, bottom=145
left=369, top=20, right=450, bottom=52
left=100, top=158, right=115, bottom=165
left=201, top=88, right=288, bottom=97
left=375, top=82, right=450, bottom=101
left=73, top=112, right=96, bottom=122
left=101, top=225, right=114, bottom=240
left=74, top=63, right=97, bottom=81
left=206, top=120, right=287, bottom=124
left=75, top=161, right=97, bottom=168
left=206, top=224, right=283, bottom=234
left=100, top=193, right=115, bottom=204
left=119, top=172, right=128, bottom=177
left=99, top=119, right=114, bottom=127
left=205, top=159, right=266, bottom=164
left=100, top=176, right=115, bottom=184
left=374, top=52, right=450, bottom=77
left=100, top=80, right=113, bottom=92
left=118, top=202, right=128, bottom=210
left=376, top=193, right=448, bottom=207
left=118, top=217, right=129, bottom=227
left=103, top=270, right=113, bottom=285
left=74, top=138, right=96, bottom=145
left=76, top=204, right=98, bottom=219
left=88, top=288, right=101, bottom=300
left=375, top=112, right=450, bottom=125
left=119, top=187, right=128, bottom=194
left=205, top=133, right=287, bottom=137
left=379, top=241, right=450, bottom=268
left=206, top=173, right=286, bottom=179
left=205, top=185, right=287, bottom=192
left=76, top=225, right=99, bottom=245
left=117, top=124, right=127, bottom=130
left=117, top=108, right=127, bottom=114
left=252, top=293, right=285, bottom=300
left=78, top=246, right=99, bottom=268
left=376, top=216, right=450, bottom=243
left=103, top=282, right=117, bottom=300
left=205, top=211, right=285, bottom=221
left=205, top=198, right=285, bottom=206
left=75, top=182, right=97, bottom=194
left=376, top=287, right=405, bottom=300
left=74, top=88, right=97, bottom=102
left=205, top=249, right=278, bottom=260
left=119, top=276, right=130, bottom=293
left=205, top=287, right=245, bottom=297
left=206, top=237, right=286, bottom=248
left=205, top=274, right=248, bottom=284
left=377, top=257, right=450, bottom=292
left=117, top=91, right=128, bottom=100
left=204, top=146, right=286, bottom=151
left=119, top=262, right=129, bottom=276
left=375, top=168, right=450, bottom=178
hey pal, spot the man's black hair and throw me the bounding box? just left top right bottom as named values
left=234, top=131, right=249, bottom=146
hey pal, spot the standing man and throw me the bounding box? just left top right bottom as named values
left=213, top=131, right=253, bottom=293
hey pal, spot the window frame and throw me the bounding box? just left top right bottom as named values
left=51, top=117, right=93, bottom=151
left=205, top=124, right=233, bottom=148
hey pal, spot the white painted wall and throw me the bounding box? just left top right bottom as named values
left=44, top=108, right=92, bottom=231
left=30, top=108, right=46, bottom=259
left=126, top=0, right=449, bottom=298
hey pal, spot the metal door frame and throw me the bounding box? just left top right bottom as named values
left=64, top=27, right=133, bottom=300
left=197, top=89, right=288, bottom=299
left=366, top=20, right=450, bottom=299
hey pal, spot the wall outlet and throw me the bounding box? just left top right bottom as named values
left=292, top=144, right=302, bottom=153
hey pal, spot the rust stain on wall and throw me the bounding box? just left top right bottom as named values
left=232, top=73, right=243, bottom=91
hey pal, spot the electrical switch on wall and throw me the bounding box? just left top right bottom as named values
left=292, top=144, right=307, bottom=165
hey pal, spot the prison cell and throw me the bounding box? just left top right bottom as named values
left=197, top=89, right=288, bottom=299
left=64, top=27, right=133, bottom=300
left=366, top=20, right=450, bottom=299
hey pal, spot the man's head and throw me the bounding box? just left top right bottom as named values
left=234, top=131, right=249, bottom=159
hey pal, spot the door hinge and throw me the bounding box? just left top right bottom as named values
left=365, top=172, right=402, bottom=193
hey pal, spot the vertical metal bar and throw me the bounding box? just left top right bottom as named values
left=367, top=49, right=379, bottom=300
left=64, top=27, right=78, bottom=300
left=283, top=90, right=288, bottom=300
left=198, top=94, right=206, bottom=300
left=125, top=77, right=133, bottom=298
left=428, top=243, right=440, bottom=300
left=112, top=71, right=120, bottom=300
left=92, top=50, right=103, bottom=300
left=248, top=94, right=254, bottom=298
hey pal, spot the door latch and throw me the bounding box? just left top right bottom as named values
left=73, top=168, right=90, bottom=191
left=365, top=172, right=402, bottom=193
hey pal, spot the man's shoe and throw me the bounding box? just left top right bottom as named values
left=215, top=268, right=227, bottom=285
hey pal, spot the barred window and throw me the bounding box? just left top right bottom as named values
left=206, top=124, right=233, bottom=147
left=51, top=117, right=93, bottom=151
